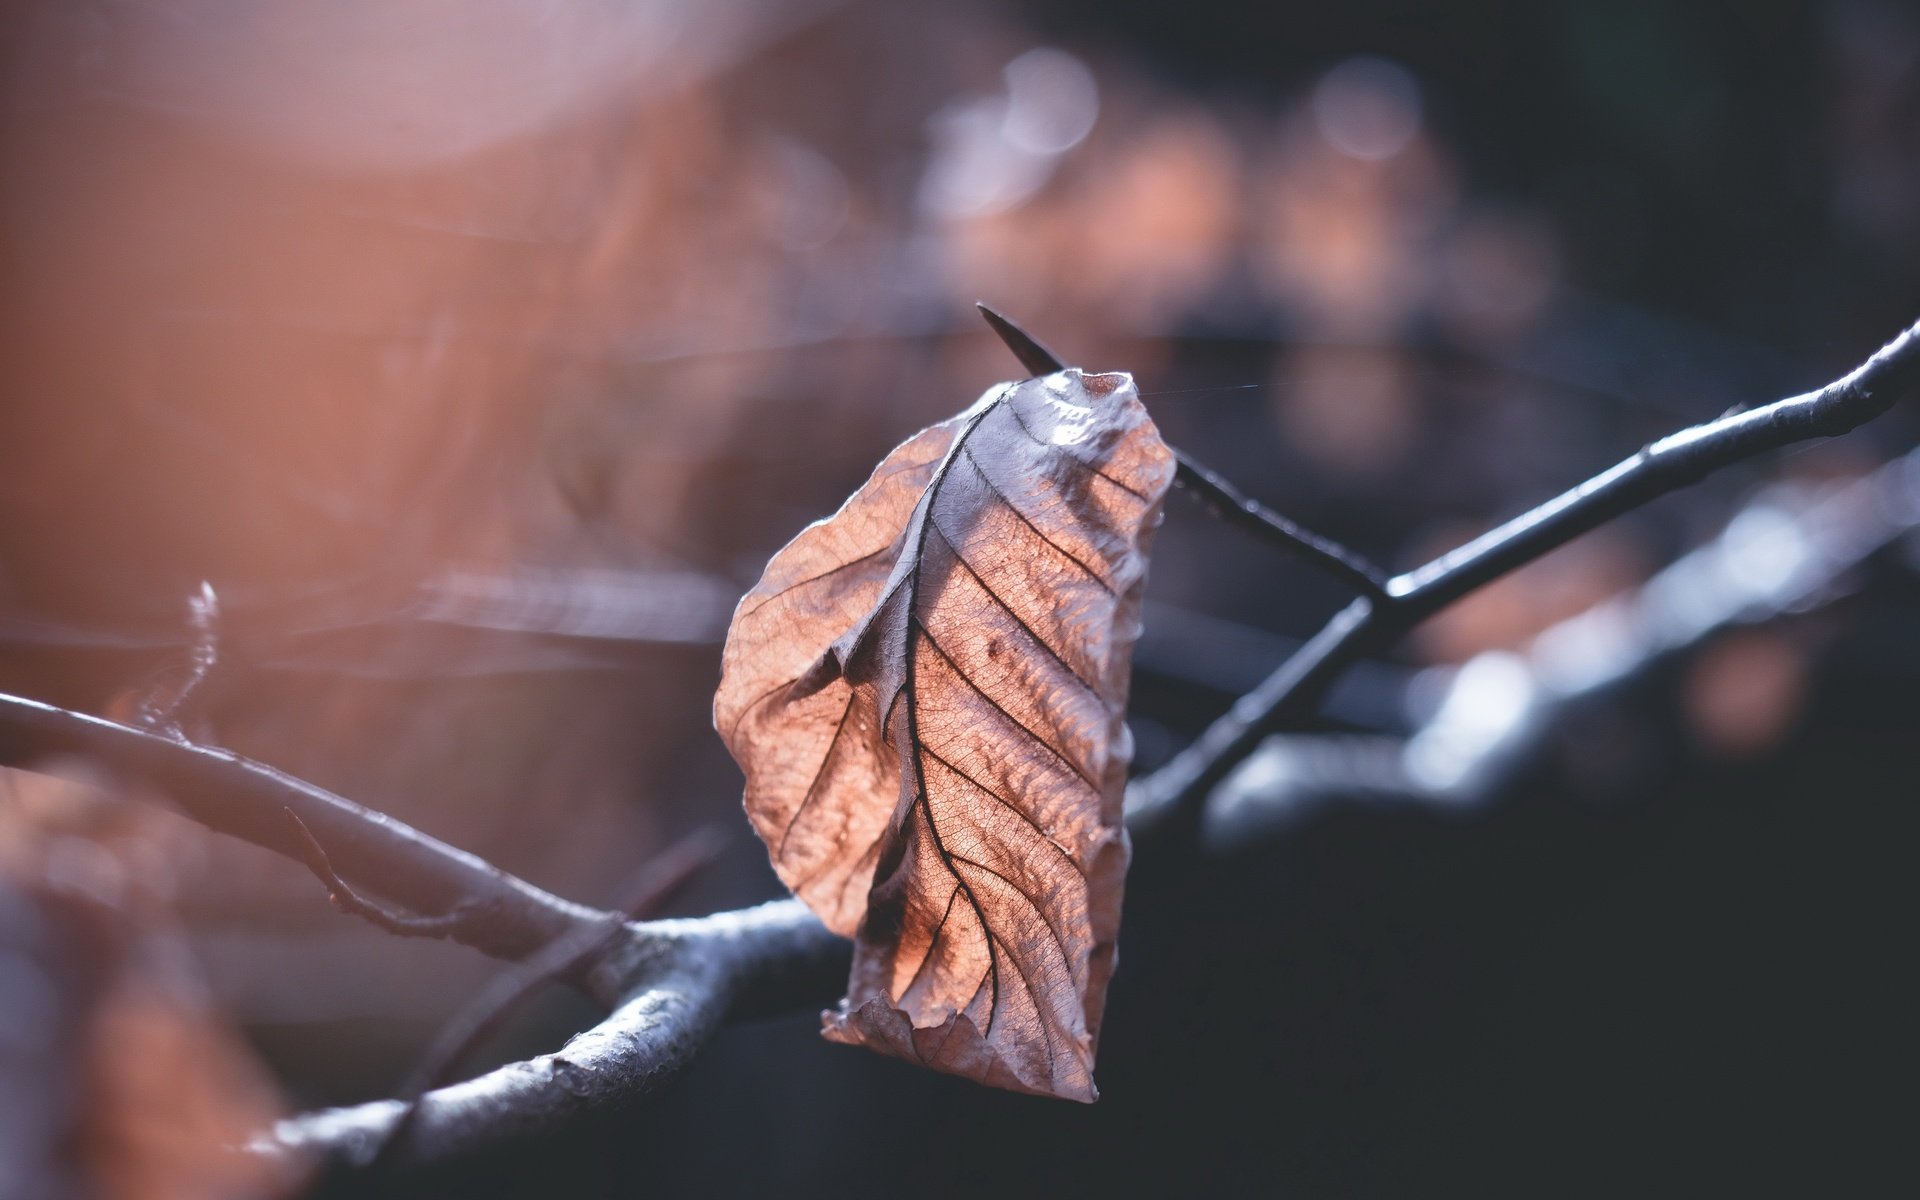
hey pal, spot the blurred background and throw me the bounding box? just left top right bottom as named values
left=0, top=0, right=1916, bottom=1195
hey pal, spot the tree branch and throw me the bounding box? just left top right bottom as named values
left=267, top=899, right=846, bottom=1169
left=1126, top=316, right=1920, bottom=835
left=1171, top=452, right=1392, bottom=601
left=0, top=691, right=847, bottom=1171
left=0, top=696, right=610, bottom=969
left=274, top=309, right=1920, bottom=1171
left=1206, top=436, right=1920, bottom=843
left=371, top=827, right=723, bottom=1165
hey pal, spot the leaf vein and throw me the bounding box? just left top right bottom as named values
left=996, top=398, right=1151, bottom=502
left=899, top=884, right=964, bottom=1001
left=978, top=922, right=1060, bottom=1081
left=919, top=742, right=1079, bottom=873
left=776, top=690, right=858, bottom=863
left=914, top=621, right=1100, bottom=793
left=734, top=542, right=893, bottom=623
left=958, top=447, right=1117, bottom=595
left=926, top=517, right=1102, bottom=697
left=951, top=851, right=1077, bottom=997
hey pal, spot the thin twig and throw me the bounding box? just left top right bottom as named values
left=977, top=303, right=1391, bottom=599
left=977, top=302, right=1068, bottom=377
left=0, top=696, right=611, bottom=970
left=1171, top=452, right=1392, bottom=601
left=284, top=809, right=481, bottom=939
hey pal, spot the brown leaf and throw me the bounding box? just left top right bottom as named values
left=715, top=368, right=1174, bottom=1101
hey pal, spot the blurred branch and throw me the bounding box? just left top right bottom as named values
left=1127, top=315, right=1920, bottom=837
left=1132, top=599, right=1417, bottom=732
left=1206, top=441, right=1920, bottom=843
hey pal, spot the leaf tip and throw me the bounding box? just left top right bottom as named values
left=975, top=304, right=1068, bottom=377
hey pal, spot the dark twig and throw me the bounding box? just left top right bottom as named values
left=977, top=303, right=1392, bottom=599
left=1171, top=452, right=1392, bottom=601
left=240, top=388, right=1920, bottom=1171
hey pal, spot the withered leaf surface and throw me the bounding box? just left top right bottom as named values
left=715, top=368, right=1174, bottom=1101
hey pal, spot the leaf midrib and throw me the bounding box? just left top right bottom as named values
left=892, top=385, right=1113, bottom=1060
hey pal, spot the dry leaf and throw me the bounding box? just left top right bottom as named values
left=715, top=368, right=1174, bottom=1101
